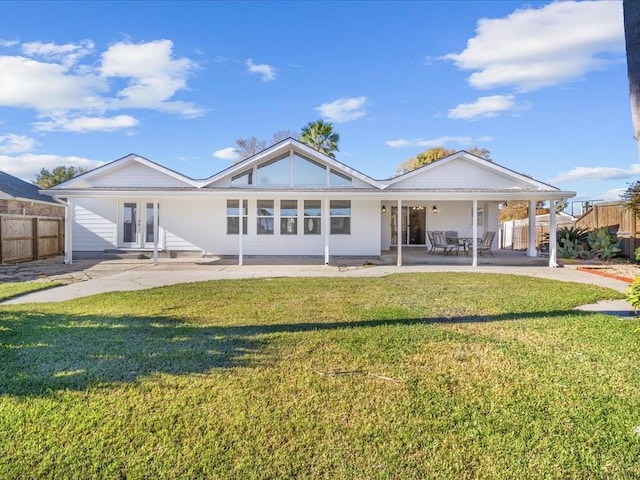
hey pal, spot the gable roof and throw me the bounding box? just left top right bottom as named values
left=50, top=153, right=199, bottom=189
left=201, top=138, right=383, bottom=189
left=0, top=171, right=61, bottom=205
left=381, top=150, right=559, bottom=191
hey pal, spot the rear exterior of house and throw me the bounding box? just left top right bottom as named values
left=43, top=139, right=574, bottom=266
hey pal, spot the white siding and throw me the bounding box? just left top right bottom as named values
left=89, top=163, right=192, bottom=188
left=387, top=158, right=534, bottom=190
left=73, top=198, right=117, bottom=251
left=203, top=197, right=381, bottom=256
left=161, top=199, right=213, bottom=252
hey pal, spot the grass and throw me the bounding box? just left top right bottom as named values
left=0, top=280, right=61, bottom=302
left=0, top=273, right=638, bottom=479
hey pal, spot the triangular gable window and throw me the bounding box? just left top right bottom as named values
left=293, top=154, right=326, bottom=185
left=230, top=151, right=353, bottom=187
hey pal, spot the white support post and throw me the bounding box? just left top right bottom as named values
left=324, top=197, right=330, bottom=265
left=238, top=198, right=244, bottom=266
left=527, top=200, right=537, bottom=257
left=472, top=199, right=478, bottom=267
left=65, top=199, right=74, bottom=265
left=152, top=200, right=159, bottom=265
left=549, top=200, right=559, bottom=267
left=397, top=199, right=402, bottom=266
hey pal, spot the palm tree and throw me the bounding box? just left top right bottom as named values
left=300, top=119, right=339, bottom=158
left=624, top=0, right=640, bottom=158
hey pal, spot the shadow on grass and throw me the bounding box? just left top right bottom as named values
left=0, top=308, right=591, bottom=397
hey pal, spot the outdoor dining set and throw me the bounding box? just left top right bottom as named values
left=427, top=231, right=496, bottom=256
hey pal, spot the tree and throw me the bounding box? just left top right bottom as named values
left=300, top=119, right=339, bottom=158
left=235, top=130, right=299, bottom=160
left=395, top=146, right=491, bottom=175
left=624, top=0, right=640, bottom=159
left=34, top=166, right=87, bottom=188
left=622, top=180, right=640, bottom=214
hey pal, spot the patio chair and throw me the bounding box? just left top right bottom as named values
left=478, top=231, right=496, bottom=257
left=445, top=230, right=460, bottom=255
left=431, top=231, right=456, bottom=255
left=426, top=230, right=436, bottom=254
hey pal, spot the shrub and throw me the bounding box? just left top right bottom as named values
left=626, top=277, right=640, bottom=315
left=587, top=228, right=621, bottom=260
left=556, top=226, right=590, bottom=259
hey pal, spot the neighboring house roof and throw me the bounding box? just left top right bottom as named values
left=0, top=171, right=62, bottom=205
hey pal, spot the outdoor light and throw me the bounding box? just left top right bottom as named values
left=381, top=205, right=386, bottom=213
left=432, top=205, right=438, bottom=214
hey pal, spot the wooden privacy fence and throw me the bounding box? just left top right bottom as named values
left=0, top=214, right=64, bottom=263
left=575, top=202, right=640, bottom=258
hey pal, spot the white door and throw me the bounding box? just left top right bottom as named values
left=120, top=201, right=160, bottom=248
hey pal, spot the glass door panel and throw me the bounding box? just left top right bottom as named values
left=391, top=206, right=426, bottom=246
left=122, top=202, right=138, bottom=246
left=144, top=202, right=159, bottom=246
left=408, top=207, right=426, bottom=245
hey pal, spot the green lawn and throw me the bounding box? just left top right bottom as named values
left=0, top=280, right=61, bottom=302
left=0, top=273, right=638, bottom=479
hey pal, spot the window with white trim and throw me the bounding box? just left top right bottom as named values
left=280, top=200, right=298, bottom=235
left=330, top=200, right=351, bottom=234
left=227, top=200, right=247, bottom=234
left=257, top=200, right=275, bottom=234
left=303, top=200, right=321, bottom=235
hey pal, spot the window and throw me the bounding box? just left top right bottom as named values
left=145, top=203, right=160, bottom=243
left=330, top=169, right=351, bottom=186
left=280, top=200, right=298, bottom=235
left=231, top=171, right=253, bottom=186
left=257, top=200, right=275, bottom=234
left=256, top=154, right=290, bottom=185
left=330, top=200, right=351, bottom=234
left=227, top=200, right=248, bottom=234
left=472, top=205, right=485, bottom=228
left=303, top=200, right=321, bottom=235
left=293, top=154, right=326, bottom=185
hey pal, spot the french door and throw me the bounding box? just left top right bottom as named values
left=391, top=206, right=426, bottom=246
left=120, top=201, right=160, bottom=248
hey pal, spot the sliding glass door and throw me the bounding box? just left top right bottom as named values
left=391, top=206, right=426, bottom=246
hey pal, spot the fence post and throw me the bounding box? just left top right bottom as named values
left=32, top=217, right=39, bottom=260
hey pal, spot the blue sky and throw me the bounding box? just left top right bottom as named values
left=0, top=0, right=634, bottom=213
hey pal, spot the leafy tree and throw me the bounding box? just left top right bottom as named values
left=300, top=119, right=339, bottom=158
left=34, top=166, right=87, bottom=188
left=499, top=200, right=545, bottom=222
left=621, top=180, right=640, bottom=213
left=624, top=0, right=640, bottom=159
left=395, top=146, right=491, bottom=175
left=235, top=130, right=299, bottom=160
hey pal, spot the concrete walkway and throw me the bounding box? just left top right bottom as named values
left=1, top=257, right=634, bottom=316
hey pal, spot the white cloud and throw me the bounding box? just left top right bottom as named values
left=33, top=114, right=139, bottom=133
left=246, top=59, right=276, bottom=82
left=102, top=40, right=202, bottom=116
left=601, top=188, right=626, bottom=202
left=22, top=40, right=94, bottom=67
left=547, top=164, right=640, bottom=184
left=385, top=135, right=492, bottom=148
left=212, top=147, right=240, bottom=161
left=447, top=95, right=522, bottom=120
left=0, top=154, right=103, bottom=182
left=316, top=96, right=367, bottom=123
left=0, top=38, right=202, bottom=132
left=444, top=1, right=624, bottom=91
left=0, top=134, right=36, bottom=154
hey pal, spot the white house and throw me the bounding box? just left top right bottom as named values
left=42, top=138, right=574, bottom=267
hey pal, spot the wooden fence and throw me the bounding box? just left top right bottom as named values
left=0, top=214, right=64, bottom=264
left=575, top=201, right=640, bottom=259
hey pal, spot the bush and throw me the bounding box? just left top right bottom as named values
left=587, top=228, right=621, bottom=260
left=557, top=226, right=590, bottom=259
left=626, top=277, right=640, bottom=315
